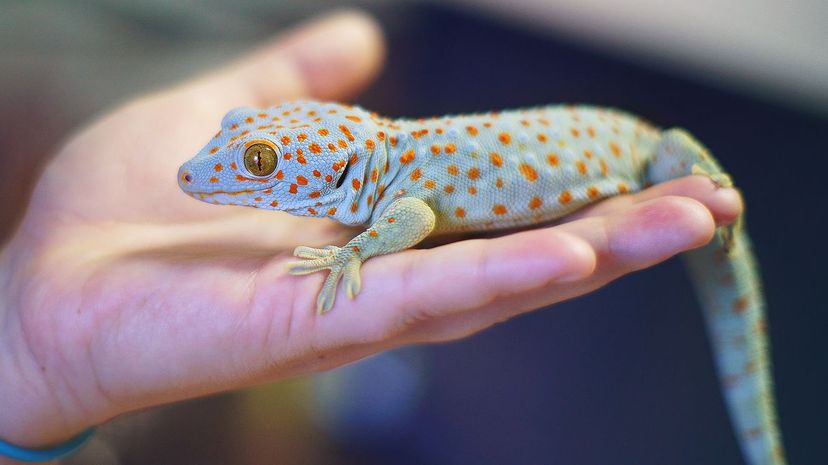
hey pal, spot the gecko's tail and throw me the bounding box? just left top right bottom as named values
left=650, top=129, right=787, bottom=465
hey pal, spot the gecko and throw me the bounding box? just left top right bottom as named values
left=178, top=100, right=786, bottom=465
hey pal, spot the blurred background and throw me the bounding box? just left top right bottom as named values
left=1, top=1, right=825, bottom=464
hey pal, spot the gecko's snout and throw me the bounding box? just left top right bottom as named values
left=178, top=165, right=194, bottom=189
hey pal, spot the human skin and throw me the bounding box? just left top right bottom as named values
left=0, top=10, right=741, bottom=464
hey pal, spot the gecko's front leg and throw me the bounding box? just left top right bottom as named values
left=285, top=197, right=436, bottom=313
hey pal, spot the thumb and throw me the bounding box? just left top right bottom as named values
left=187, top=10, right=385, bottom=109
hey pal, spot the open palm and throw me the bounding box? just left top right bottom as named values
left=0, top=11, right=742, bottom=451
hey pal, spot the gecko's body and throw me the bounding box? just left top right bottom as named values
left=179, top=100, right=786, bottom=465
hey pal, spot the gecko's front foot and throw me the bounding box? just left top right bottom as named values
left=285, top=245, right=363, bottom=313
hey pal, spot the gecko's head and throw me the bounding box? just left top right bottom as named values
left=178, top=100, right=377, bottom=216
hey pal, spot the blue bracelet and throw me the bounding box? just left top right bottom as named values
left=0, top=428, right=95, bottom=462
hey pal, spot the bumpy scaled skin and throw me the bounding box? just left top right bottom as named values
left=179, top=100, right=785, bottom=465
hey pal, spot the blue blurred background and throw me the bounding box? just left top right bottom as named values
left=1, top=1, right=825, bottom=464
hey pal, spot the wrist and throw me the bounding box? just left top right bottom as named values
left=0, top=239, right=95, bottom=452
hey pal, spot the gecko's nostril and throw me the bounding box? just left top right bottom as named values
left=183, top=173, right=193, bottom=184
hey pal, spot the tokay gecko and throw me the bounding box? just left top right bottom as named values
left=178, top=100, right=786, bottom=465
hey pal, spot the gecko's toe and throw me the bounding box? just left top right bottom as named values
left=293, top=245, right=337, bottom=259
left=342, top=258, right=362, bottom=300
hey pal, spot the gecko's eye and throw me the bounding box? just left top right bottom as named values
left=243, top=143, right=277, bottom=177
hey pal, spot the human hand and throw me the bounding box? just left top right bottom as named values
left=0, top=9, right=742, bottom=458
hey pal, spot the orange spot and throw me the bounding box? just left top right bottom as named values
left=455, top=207, right=466, bottom=218
left=230, top=162, right=237, bottom=170
left=399, top=149, right=415, bottom=164
left=519, top=163, right=538, bottom=182
left=366, top=139, right=376, bottom=150
left=351, top=202, right=358, bottom=213
left=308, top=207, right=318, bottom=215
left=327, top=143, right=337, bottom=152
left=338, top=139, right=347, bottom=149
left=317, top=128, right=329, bottom=136
left=599, top=159, right=609, bottom=176
left=410, top=168, right=422, bottom=181
left=312, top=169, right=321, bottom=177
left=520, top=119, right=530, bottom=127
left=351, top=245, right=360, bottom=253
left=213, top=163, right=223, bottom=172
left=289, top=184, right=298, bottom=194
left=466, top=126, right=479, bottom=136
left=339, top=125, right=355, bottom=141
left=495, top=178, right=504, bottom=188
left=609, top=141, right=621, bottom=157
left=587, top=126, right=596, bottom=138
left=583, top=149, right=593, bottom=159
left=498, top=132, right=511, bottom=145
left=309, top=191, right=321, bottom=198
left=369, top=230, right=378, bottom=237
left=558, top=191, right=572, bottom=204
left=283, top=153, right=292, bottom=160
left=245, top=117, right=254, bottom=123
left=376, top=131, right=386, bottom=141
left=431, top=144, right=441, bottom=155
left=309, top=143, right=322, bottom=154
left=230, top=124, right=238, bottom=130
left=444, top=185, right=455, bottom=193
left=296, top=175, right=308, bottom=185
left=587, top=186, right=600, bottom=199
left=447, top=165, right=459, bottom=176
left=467, top=167, right=480, bottom=180
left=209, top=147, right=219, bottom=154
left=296, top=155, right=307, bottom=165
left=280, top=136, right=291, bottom=145
left=490, top=152, right=503, bottom=167
left=263, top=188, right=272, bottom=194
left=576, top=160, right=587, bottom=175
left=367, top=195, right=373, bottom=206
left=483, top=122, right=492, bottom=128
left=733, top=296, right=749, bottom=313
left=444, top=143, right=457, bottom=154
left=209, top=176, right=218, bottom=183
left=389, top=136, right=398, bottom=147
left=346, top=115, right=362, bottom=122
left=349, top=153, right=358, bottom=165
left=570, top=128, right=580, bottom=138
left=275, top=170, right=284, bottom=180
left=618, top=183, right=629, bottom=193
left=370, top=168, right=378, bottom=183
left=492, top=204, right=508, bottom=215
left=325, top=174, right=333, bottom=182
left=387, top=217, right=396, bottom=223
left=547, top=153, right=559, bottom=166
left=257, top=112, right=267, bottom=118
left=270, top=201, right=279, bottom=207
left=528, top=196, right=542, bottom=210
left=468, top=186, right=477, bottom=195
left=537, top=133, right=548, bottom=143
left=423, top=179, right=436, bottom=189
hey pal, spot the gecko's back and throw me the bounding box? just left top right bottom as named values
left=179, top=100, right=787, bottom=465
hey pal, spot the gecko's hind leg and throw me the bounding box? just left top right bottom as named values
left=648, top=128, right=739, bottom=251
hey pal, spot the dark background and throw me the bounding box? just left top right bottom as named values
left=2, top=3, right=824, bottom=465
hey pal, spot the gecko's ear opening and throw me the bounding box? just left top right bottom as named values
left=221, top=107, right=256, bottom=128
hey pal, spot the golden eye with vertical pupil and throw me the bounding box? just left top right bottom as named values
left=243, top=143, right=277, bottom=177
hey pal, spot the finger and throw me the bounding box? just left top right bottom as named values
left=305, top=194, right=714, bottom=348
left=180, top=10, right=385, bottom=113
left=568, top=175, right=743, bottom=226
